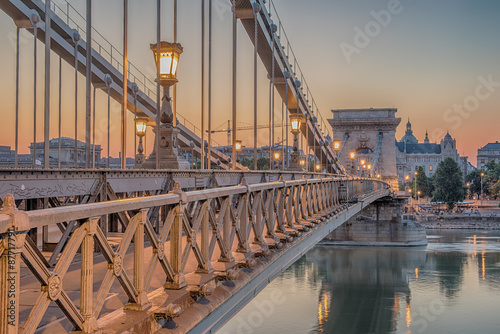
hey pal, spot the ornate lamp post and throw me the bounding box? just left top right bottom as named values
left=288, top=113, right=302, bottom=171
left=134, top=118, right=148, bottom=167
left=480, top=172, right=485, bottom=206
left=273, top=150, right=281, bottom=170
left=235, top=139, right=242, bottom=163
left=350, top=151, right=356, bottom=175
left=299, top=157, right=306, bottom=169
left=333, top=140, right=341, bottom=153
left=143, top=41, right=189, bottom=169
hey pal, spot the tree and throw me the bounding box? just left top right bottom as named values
left=415, top=166, right=432, bottom=198
left=432, top=157, right=465, bottom=210
left=490, top=180, right=500, bottom=199
left=466, top=169, right=482, bottom=197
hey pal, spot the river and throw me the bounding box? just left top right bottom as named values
left=218, top=229, right=500, bottom=334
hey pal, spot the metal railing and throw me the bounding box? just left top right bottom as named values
left=0, top=174, right=389, bottom=333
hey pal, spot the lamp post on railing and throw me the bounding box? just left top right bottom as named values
left=134, top=118, right=147, bottom=168
left=143, top=42, right=189, bottom=169
left=350, top=151, right=356, bottom=175
left=235, top=139, right=242, bottom=163
left=288, top=111, right=302, bottom=171
left=273, top=150, right=281, bottom=170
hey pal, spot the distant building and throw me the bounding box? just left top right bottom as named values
left=0, top=138, right=104, bottom=168
left=395, top=120, right=468, bottom=184
left=477, top=142, right=500, bottom=170
left=215, top=145, right=295, bottom=166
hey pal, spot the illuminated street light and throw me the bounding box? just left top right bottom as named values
left=333, top=140, right=341, bottom=152
left=134, top=118, right=148, bottom=167
left=151, top=41, right=182, bottom=86
left=290, top=114, right=301, bottom=134
left=480, top=172, right=485, bottom=205
left=235, top=140, right=242, bottom=152
left=143, top=41, right=189, bottom=169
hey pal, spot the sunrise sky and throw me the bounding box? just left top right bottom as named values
left=0, top=0, right=499, bottom=165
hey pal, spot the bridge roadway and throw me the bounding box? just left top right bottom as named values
left=0, top=170, right=389, bottom=333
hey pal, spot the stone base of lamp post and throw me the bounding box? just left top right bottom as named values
left=143, top=126, right=190, bottom=170
left=134, top=153, right=145, bottom=168
left=287, top=151, right=303, bottom=171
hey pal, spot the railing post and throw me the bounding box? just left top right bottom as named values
left=0, top=195, right=29, bottom=334
left=237, top=179, right=251, bottom=253
left=125, top=209, right=152, bottom=311
left=198, top=200, right=214, bottom=272
left=165, top=183, right=187, bottom=289
left=81, top=217, right=100, bottom=333
left=221, top=196, right=235, bottom=262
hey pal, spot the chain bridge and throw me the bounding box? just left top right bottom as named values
left=0, top=0, right=396, bottom=333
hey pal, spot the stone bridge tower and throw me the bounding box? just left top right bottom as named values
left=328, top=108, right=401, bottom=189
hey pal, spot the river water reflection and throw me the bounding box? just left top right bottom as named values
left=218, top=230, right=500, bottom=334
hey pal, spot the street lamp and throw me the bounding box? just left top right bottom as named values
left=235, top=140, right=242, bottom=152
left=333, top=140, right=341, bottom=153
left=367, top=164, right=372, bottom=177
left=273, top=150, right=281, bottom=170
left=143, top=41, right=189, bottom=169
left=414, top=171, right=418, bottom=197
left=299, top=158, right=306, bottom=168
left=288, top=113, right=302, bottom=171
left=480, top=172, right=485, bottom=206
left=134, top=118, right=148, bottom=168
left=360, top=159, right=366, bottom=166
left=235, top=139, right=242, bottom=163
left=316, top=163, right=321, bottom=172
left=350, top=151, right=356, bottom=175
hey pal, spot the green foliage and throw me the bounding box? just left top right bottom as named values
left=466, top=169, right=482, bottom=196
left=432, top=157, right=465, bottom=210
left=240, top=157, right=270, bottom=170
left=490, top=180, right=500, bottom=199
left=468, top=161, right=500, bottom=199
left=415, top=166, right=432, bottom=197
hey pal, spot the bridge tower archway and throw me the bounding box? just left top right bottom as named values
left=328, top=108, right=401, bottom=189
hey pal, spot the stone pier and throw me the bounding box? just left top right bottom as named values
left=322, top=197, right=427, bottom=247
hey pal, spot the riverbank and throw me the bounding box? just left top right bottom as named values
left=417, top=214, right=500, bottom=229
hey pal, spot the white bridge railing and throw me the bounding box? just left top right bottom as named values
left=0, top=175, right=389, bottom=333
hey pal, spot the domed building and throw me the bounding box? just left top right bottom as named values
left=395, top=120, right=469, bottom=186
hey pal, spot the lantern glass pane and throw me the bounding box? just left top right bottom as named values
left=291, top=120, right=299, bottom=131
left=160, top=53, right=173, bottom=75
left=136, top=122, right=147, bottom=136
left=172, top=56, right=179, bottom=75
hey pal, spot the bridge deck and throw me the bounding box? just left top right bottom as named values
left=0, top=173, right=389, bottom=333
